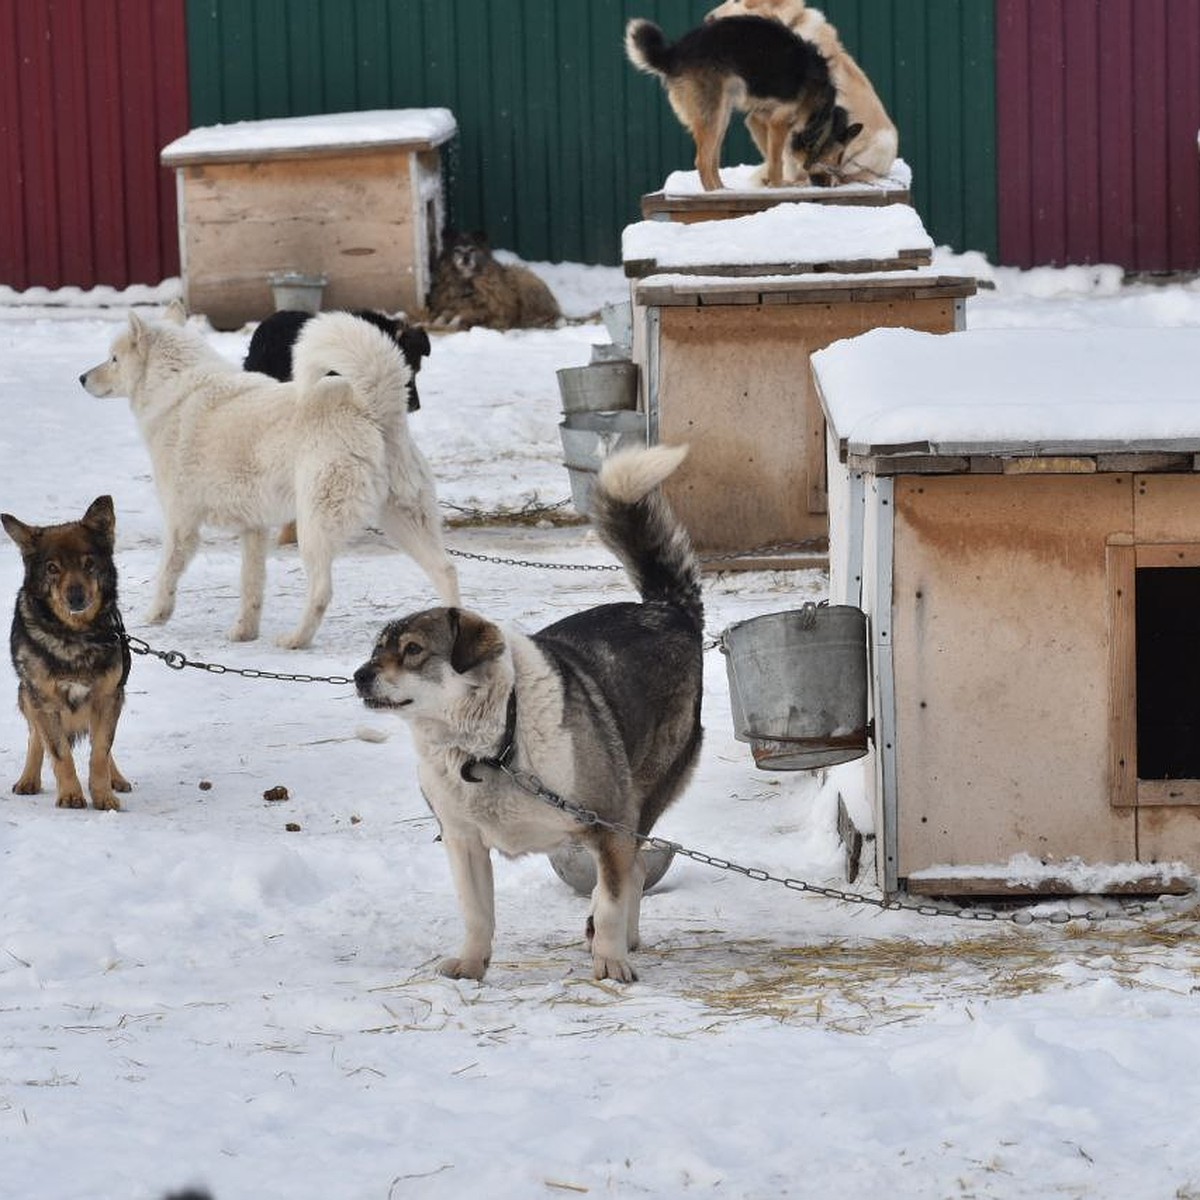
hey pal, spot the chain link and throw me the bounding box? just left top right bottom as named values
left=497, top=763, right=1197, bottom=927
left=122, top=633, right=353, bottom=686
left=448, top=537, right=829, bottom=573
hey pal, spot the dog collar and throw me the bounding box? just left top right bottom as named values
left=460, top=689, right=518, bottom=783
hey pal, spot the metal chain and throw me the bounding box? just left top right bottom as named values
left=448, top=537, right=828, bottom=573
left=122, top=633, right=353, bottom=686
left=496, top=762, right=1197, bottom=927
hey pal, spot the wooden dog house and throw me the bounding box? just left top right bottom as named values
left=639, top=160, right=912, bottom=224
left=625, top=202, right=976, bottom=563
left=161, top=109, right=456, bottom=330
left=813, top=326, right=1200, bottom=899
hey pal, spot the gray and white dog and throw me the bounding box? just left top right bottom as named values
left=354, top=445, right=703, bottom=982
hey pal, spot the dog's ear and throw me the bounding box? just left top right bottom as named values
left=82, top=496, right=116, bottom=546
left=163, top=298, right=188, bottom=326
left=1, top=512, right=38, bottom=556
left=400, top=327, right=432, bottom=363
left=127, top=311, right=151, bottom=345
left=447, top=608, right=506, bottom=674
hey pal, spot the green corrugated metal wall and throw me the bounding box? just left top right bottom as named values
left=185, top=0, right=996, bottom=264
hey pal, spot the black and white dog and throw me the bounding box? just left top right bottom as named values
left=355, top=445, right=704, bottom=983
left=244, top=309, right=431, bottom=412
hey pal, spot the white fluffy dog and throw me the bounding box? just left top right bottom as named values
left=81, top=308, right=459, bottom=649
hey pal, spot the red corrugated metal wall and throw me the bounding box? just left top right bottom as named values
left=0, top=0, right=190, bottom=290
left=997, top=0, right=1200, bottom=271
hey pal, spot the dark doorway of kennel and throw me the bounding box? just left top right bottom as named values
left=1135, top=563, right=1200, bottom=783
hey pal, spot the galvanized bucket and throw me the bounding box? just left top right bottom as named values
left=721, top=603, right=869, bottom=770
left=556, top=360, right=639, bottom=414
left=558, top=409, right=647, bottom=516
left=268, top=271, right=328, bottom=314
left=601, top=300, right=633, bottom=351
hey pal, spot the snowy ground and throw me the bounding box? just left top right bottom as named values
left=2, top=253, right=1200, bottom=1200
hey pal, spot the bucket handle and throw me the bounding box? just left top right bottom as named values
left=718, top=599, right=827, bottom=656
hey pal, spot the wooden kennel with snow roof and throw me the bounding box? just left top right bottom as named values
left=812, top=325, right=1200, bottom=899
left=161, top=109, right=456, bottom=330
left=624, top=201, right=976, bottom=563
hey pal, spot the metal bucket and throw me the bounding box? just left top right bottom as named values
left=558, top=410, right=647, bottom=516
left=268, top=271, right=328, bottom=314
left=556, top=361, right=639, bottom=414
left=721, top=603, right=869, bottom=770
left=601, top=300, right=633, bottom=350
left=547, top=840, right=675, bottom=896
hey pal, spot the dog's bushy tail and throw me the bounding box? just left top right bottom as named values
left=291, top=311, right=411, bottom=423
left=624, top=18, right=674, bottom=77
left=591, top=444, right=702, bottom=631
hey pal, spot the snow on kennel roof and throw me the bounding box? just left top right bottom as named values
left=161, top=108, right=458, bottom=165
left=813, top=326, right=1200, bottom=460
left=621, top=202, right=932, bottom=275
left=658, top=158, right=913, bottom=197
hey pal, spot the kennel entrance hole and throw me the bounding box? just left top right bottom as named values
left=1135, top=565, right=1200, bottom=780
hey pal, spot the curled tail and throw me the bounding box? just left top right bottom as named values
left=624, top=18, right=674, bottom=77
left=290, top=311, right=411, bottom=423
left=591, top=444, right=703, bottom=631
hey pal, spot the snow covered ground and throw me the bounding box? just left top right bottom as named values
left=2, top=253, right=1200, bottom=1200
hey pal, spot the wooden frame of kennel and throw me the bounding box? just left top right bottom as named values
left=639, top=161, right=913, bottom=225
left=161, top=110, right=456, bottom=330
left=816, top=327, right=1200, bottom=899
left=630, top=271, right=976, bottom=565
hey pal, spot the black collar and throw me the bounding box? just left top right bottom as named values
left=460, top=689, right=518, bottom=783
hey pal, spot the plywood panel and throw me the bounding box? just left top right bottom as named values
left=891, top=473, right=1137, bottom=875
left=653, top=295, right=960, bottom=554
left=177, top=149, right=428, bottom=329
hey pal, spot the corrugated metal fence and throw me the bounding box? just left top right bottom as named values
left=996, top=0, right=1200, bottom=271
left=0, top=0, right=189, bottom=290
left=4, top=0, right=1198, bottom=288
left=184, top=0, right=998, bottom=266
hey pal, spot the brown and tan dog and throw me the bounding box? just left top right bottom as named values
left=2, top=496, right=132, bottom=810
left=705, top=0, right=899, bottom=186
left=625, top=14, right=838, bottom=190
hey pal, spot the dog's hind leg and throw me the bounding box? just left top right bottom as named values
left=145, top=523, right=200, bottom=625
left=278, top=522, right=337, bottom=649
left=229, top=527, right=268, bottom=642
left=438, top=827, right=495, bottom=981
left=589, top=832, right=641, bottom=982
left=376, top=502, right=461, bottom=607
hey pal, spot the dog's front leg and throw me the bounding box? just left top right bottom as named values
left=22, top=702, right=85, bottom=808
left=12, top=719, right=45, bottom=795
left=145, top=523, right=199, bottom=625
left=230, top=527, right=267, bottom=642
left=438, top=828, right=495, bottom=981
left=589, top=833, right=641, bottom=983
left=86, top=689, right=125, bottom=811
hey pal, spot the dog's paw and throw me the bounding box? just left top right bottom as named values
left=111, top=776, right=133, bottom=793
left=12, top=776, right=41, bottom=795
left=143, top=607, right=171, bottom=625
left=437, top=955, right=489, bottom=981
left=274, top=630, right=312, bottom=651
left=228, top=620, right=260, bottom=643
left=592, top=955, right=638, bottom=984
left=91, top=793, right=122, bottom=812
left=56, top=791, right=87, bottom=809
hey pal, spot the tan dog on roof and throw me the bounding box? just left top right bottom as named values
left=706, top=0, right=898, bottom=187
